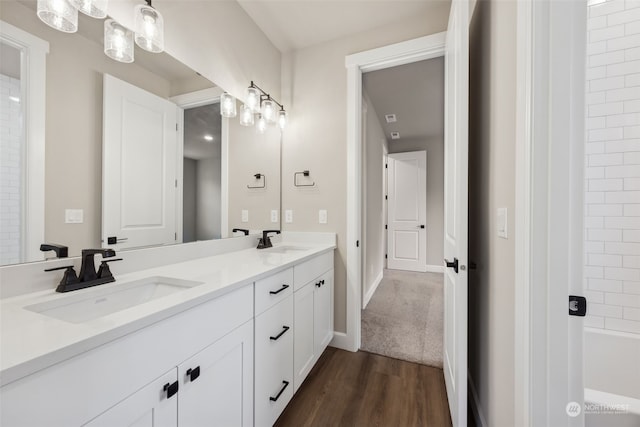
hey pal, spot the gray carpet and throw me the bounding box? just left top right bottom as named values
left=361, top=269, right=444, bottom=368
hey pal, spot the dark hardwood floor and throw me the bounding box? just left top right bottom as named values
left=275, top=347, right=453, bottom=427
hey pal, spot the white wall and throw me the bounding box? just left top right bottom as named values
left=196, top=156, right=221, bottom=240
left=468, top=0, right=517, bottom=426
left=280, top=7, right=451, bottom=333
left=362, top=93, right=388, bottom=302
left=583, top=0, right=640, bottom=335
left=183, top=158, right=197, bottom=242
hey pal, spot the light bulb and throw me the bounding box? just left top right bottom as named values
left=104, top=19, right=134, bottom=63
left=246, top=87, right=260, bottom=113
left=256, top=114, right=267, bottom=134
left=69, top=0, right=107, bottom=18
left=262, top=99, right=276, bottom=124
left=278, top=110, right=287, bottom=130
left=134, top=5, right=164, bottom=53
left=239, top=104, right=254, bottom=127
left=37, top=0, right=78, bottom=33
left=220, top=92, right=237, bottom=118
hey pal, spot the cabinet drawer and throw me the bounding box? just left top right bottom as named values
left=255, top=268, right=293, bottom=315
left=293, top=251, right=333, bottom=291
left=255, top=296, right=294, bottom=427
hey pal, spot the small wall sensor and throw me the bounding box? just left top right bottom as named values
left=385, top=114, right=397, bottom=123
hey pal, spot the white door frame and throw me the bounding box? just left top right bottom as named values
left=170, top=87, right=229, bottom=240
left=514, top=1, right=586, bottom=425
left=338, top=32, right=446, bottom=352
left=0, top=21, right=48, bottom=263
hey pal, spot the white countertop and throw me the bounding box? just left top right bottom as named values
left=0, top=241, right=335, bottom=387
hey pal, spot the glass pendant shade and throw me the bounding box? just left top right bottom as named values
left=246, top=87, right=260, bottom=113
left=262, top=99, right=276, bottom=124
left=256, top=114, right=267, bottom=134
left=220, top=93, right=237, bottom=118
left=278, top=110, right=287, bottom=130
left=134, top=5, right=164, bottom=53
left=69, top=0, right=107, bottom=18
left=104, top=19, right=134, bottom=63
left=239, top=104, right=254, bottom=127
left=37, top=0, right=78, bottom=33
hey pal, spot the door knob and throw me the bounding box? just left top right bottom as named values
left=444, top=258, right=459, bottom=274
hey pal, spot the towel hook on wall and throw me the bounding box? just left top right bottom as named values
left=294, top=170, right=315, bottom=187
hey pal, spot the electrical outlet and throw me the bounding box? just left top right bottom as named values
left=285, top=210, right=293, bottom=224
left=241, top=210, right=249, bottom=223
left=65, top=209, right=84, bottom=224
left=271, top=210, right=279, bottom=223
left=319, top=209, right=328, bottom=224
left=497, top=207, right=508, bottom=239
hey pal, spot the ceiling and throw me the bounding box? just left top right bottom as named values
left=184, top=103, right=221, bottom=160
left=363, top=56, right=444, bottom=144
left=236, top=0, right=451, bottom=52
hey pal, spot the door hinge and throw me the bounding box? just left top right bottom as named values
left=385, top=224, right=387, bottom=230
left=385, top=163, right=388, bottom=169
left=569, top=295, right=587, bottom=316
left=175, top=232, right=177, bottom=241
left=356, top=240, right=359, bottom=248
left=385, top=195, right=388, bottom=200
left=385, top=254, right=387, bottom=259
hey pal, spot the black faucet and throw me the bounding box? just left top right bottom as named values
left=257, top=230, right=281, bottom=249
left=40, top=243, right=68, bottom=259
left=232, top=228, right=250, bottom=236
left=45, top=248, right=122, bottom=293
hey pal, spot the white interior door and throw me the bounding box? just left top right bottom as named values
left=102, top=74, right=178, bottom=251
left=386, top=151, right=427, bottom=272
left=443, top=0, right=469, bottom=426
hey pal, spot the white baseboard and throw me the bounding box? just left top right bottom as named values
left=425, top=264, right=445, bottom=273
left=468, top=371, right=487, bottom=427
left=329, top=332, right=357, bottom=352
left=362, top=270, right=384, bottom=309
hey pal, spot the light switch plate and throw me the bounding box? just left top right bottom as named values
left=271, top=210, right=279, bottom=223
left=285, top=210, right=293, bottom=224
left=497, top=207, right=508, bottom=239
left=65, top=209, right=84, bottom=224
left=319, top=209, right=328, bottom=224
left=241, top=210, right=249, bottom=223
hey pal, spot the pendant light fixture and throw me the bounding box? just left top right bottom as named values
left=37, top=0, right=78, bottom=33
left=220, top=92, right=237, bottom=118
left=229, top=81, right=288, bottom=132
left=104, top=19, right=134, bottom=63
left=69, top=0, right=107, bottom=18
left=134, top=0, right=164, bottom=53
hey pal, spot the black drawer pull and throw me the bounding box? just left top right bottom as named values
left=321, top=279, right=325, bottom=285
left=269, top=284, right=289, bottom=295
left=163, top=381, right=179, bottom=399
left=270, top=326, right=290, bottom=341
left=315, top=281, right=321, bottom=288
left=186, top=366, right=200, bottom=382
left=269, top=380, right=290, bottom=402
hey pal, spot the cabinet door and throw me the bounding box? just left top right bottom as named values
left=177, top=320, right=253, bottom=427
left=83, top=369, right=178, bottom=427
left=293, top=281, right=315, bottom=392
left=314, top=270, right=334, bottom=358
left=255, top=295, right=294, bottom=427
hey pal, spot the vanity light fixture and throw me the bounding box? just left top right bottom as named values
left=104, top=19, right=134, bottom=63
left=69, top=0, right=108, bottom=18
left=234, top=81, right=288, bottom=131
left=37, top=0, right=78, bottom=33
left=220, top=92, right=237, bottom=118
left=134, top=0, right=164, bottom=53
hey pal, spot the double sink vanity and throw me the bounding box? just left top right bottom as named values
left=0, top=233, right=336, bottom=426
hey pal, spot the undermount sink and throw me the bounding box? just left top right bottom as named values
left=25, top=276, right=203, bottom=323
left=263, top=245, right=308, bottom=254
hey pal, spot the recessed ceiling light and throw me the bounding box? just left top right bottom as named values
left=204, top=134, right=214, bottom=142
left=385, top=114, right=397, bottom=123
left=8, top=96, right=20, bottom=103
left=390, top=132, right=400, bottom=140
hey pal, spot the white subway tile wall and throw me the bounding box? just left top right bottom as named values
left=586, top=0, right=640, bottom=335
left=0, top=74, right=22, bottom=265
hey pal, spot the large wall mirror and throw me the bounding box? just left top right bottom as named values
left=0, top=0, right=281, bottom=266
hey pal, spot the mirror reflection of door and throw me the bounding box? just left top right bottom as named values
left=182, top=103, right=222, bottom=243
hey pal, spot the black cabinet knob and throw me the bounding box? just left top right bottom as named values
left=163, top=381, right=179, bottom=399
left=186, top=366, right=200, bottom=382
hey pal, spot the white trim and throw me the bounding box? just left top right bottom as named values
left=468, top=372, right=488, bottom=427
left=170, top=87, right=229, bottom=239
left=345, top=32, right=446, bottom=352
left=425, top=264, right=445, bottom=274
left=362, top=270, right=383, bottom=309
left=0, top=21, right=49, bottom=264
left=329, top=332, right=351, bottom=351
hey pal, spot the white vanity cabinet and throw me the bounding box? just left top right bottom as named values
left=292, top=252, right=334, bottom=392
